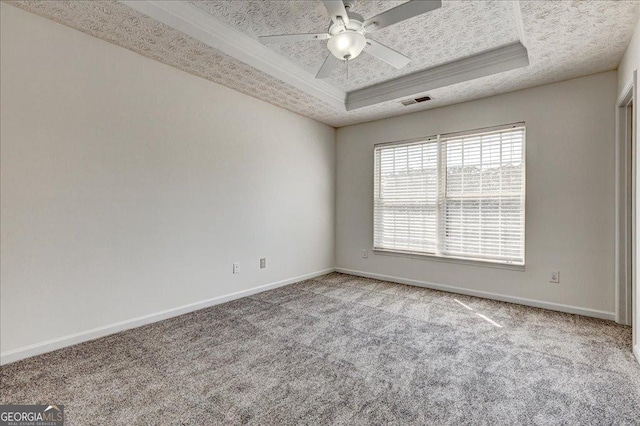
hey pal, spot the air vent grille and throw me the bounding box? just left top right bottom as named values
left=400, top=95, right=432, bottom=106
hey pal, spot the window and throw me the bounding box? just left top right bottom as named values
left=374, top=123, right=525, bottom=265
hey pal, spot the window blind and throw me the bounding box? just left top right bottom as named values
left=374, top=140, right=439, bottom=253
left=373, top=124, right=525, bottom=265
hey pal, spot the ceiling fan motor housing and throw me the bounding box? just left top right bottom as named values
left=327, top=11, right=366, bottom=60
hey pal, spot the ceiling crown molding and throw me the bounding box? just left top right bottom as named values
left=346, top=41, right=530, bottom=110
left=121, top=1, right=530, bottom=113
left=120, top=0, right=347, bottom=110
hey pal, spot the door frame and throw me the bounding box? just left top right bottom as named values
left=615, top=71, right=637, bottom=330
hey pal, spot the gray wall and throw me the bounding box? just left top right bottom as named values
left=336, top=71, right=618, bottom=317
left=0, top=4, right=336, bottom=357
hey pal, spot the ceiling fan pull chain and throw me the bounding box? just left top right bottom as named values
left=343, top=53, right=351, bottom=80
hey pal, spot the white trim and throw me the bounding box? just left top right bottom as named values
left=335, top=268, right=616, bottom=321
left=615, top=74, right=636, bottom=325
left=617, top=77, right=635, bottom=107
left=372, top=249, right=525, bottom=271
left=0, top=268, right=334, bottom=366
left=346, top=42, right=529, bottom=110
left=120, top=1, right=346, bottom=109
left=510, top=1, right=527, bottom=48
left=634, top=344, right=640, bottom=365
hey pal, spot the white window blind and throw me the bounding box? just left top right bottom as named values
left=374, top=124, right=525, bottom=265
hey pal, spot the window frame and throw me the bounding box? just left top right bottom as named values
left=372, top=123, right=526, bottom=269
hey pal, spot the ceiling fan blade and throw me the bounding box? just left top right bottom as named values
left=322, top=0, right=350, bottom=26
left=259, top=33, right=330, bottom=44
left=364, top=0, right=442, bottom=32
left=364, top=39, right=410, bottom=69
left=316, top=54, right=340, bottom=78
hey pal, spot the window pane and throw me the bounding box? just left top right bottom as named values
left=441, top=126, right=525, bottom=264
left=373, top=124, right=525, bottom=265
left=374, top=141, right=438, bottom=253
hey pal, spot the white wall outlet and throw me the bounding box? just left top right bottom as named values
left=233, top=262, right=240, bottom=274
left=549, top=271, right=559, bottom=283
left=260, top=258, right=266, bottom=269
left=362, top=249, right=368, bottom=258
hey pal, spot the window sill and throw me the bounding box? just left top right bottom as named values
left=372, top=249, right=525, bottom=271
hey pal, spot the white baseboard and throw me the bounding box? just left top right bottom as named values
left=634, top=345, right=640, bottom=365
left=335, top=268, right=616, bottom=321
left=2, top=267, right=618, bottom=365
left=0, top=268, right=334, bottom=366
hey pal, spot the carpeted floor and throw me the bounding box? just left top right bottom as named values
left=1, top=272, right=639, bottom=424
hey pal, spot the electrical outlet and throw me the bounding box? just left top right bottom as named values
left=260, top=258, right=266, bottom=269
left=362, top=249, right=368, bottom=258
left=233, top=262, right=240, bottom=274
left=549, top=271, right=559, bottom=283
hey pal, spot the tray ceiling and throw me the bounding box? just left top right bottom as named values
left=188, top=0, right=520, bottom=92
left=6, top=1, right=640, bottom=127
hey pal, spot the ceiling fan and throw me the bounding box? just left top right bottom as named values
left=259, top=0, right=442, bottom=79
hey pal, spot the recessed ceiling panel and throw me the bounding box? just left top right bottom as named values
left=189, top=0, right=521, bottom=91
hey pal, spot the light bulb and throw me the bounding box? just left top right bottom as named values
left=327, top=32, right=366, bottom=61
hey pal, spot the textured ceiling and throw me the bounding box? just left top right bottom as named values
left=6, top=1, right=640, bottom=128
left=189, top=0, right=520, bottom=92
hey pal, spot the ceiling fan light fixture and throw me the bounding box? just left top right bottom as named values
left=327, top=31, right=366, bottom=60
left=262, top=0, right=443, bottom=78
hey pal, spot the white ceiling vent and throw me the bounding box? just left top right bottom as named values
left=400, top=96, right=432, bottom=106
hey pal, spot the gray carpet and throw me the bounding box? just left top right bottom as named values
left=1, top=272, right=639, bottom=424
